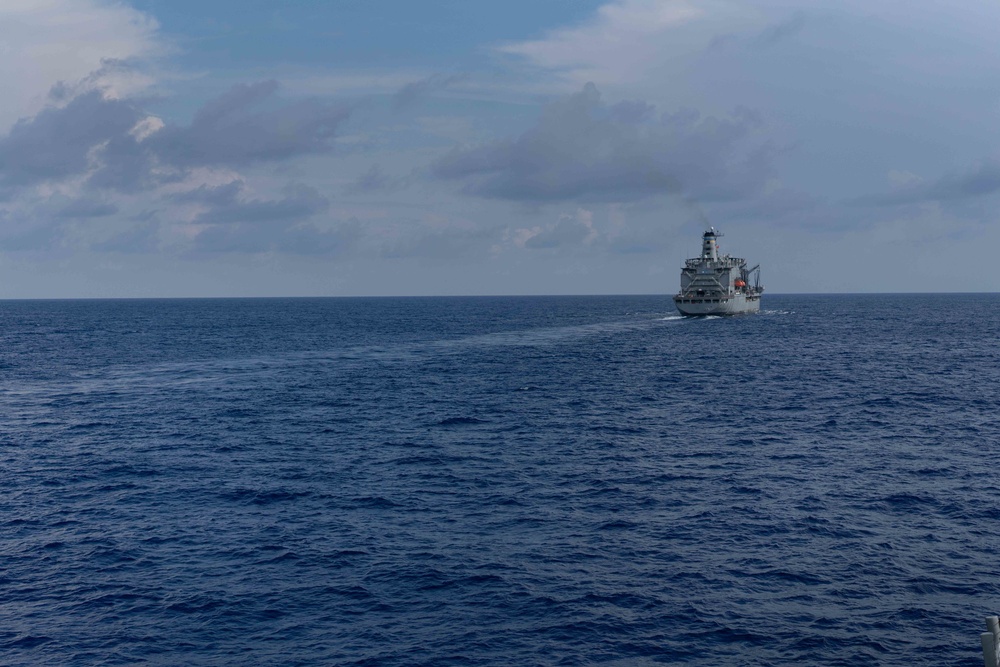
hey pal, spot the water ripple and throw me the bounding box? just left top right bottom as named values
left=0, top=295, right=997, bottom=665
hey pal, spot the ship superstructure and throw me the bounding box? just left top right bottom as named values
left=673, top=228, right=763, bottom=316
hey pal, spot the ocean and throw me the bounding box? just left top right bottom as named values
left=1, top=294, right=997, bottom=665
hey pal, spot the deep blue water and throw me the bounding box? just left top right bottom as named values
left=1, top=294, right=998, bottom=666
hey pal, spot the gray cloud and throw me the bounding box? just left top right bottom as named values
left=855, top=160, right=1000, bottom=207
left=86, top=133, right=167, bottom=193
left=0, top=71, right=347, bottom=258
left=392, top=73, right=467, bottom=111
left=934, top=161, right=1000, bottom=199
left=608, top=99, right=656, bottom=124
left=432, top=83, right=775, bottom=204
left=524, top=217, right=594, bottom=249
left=180, top=181, right=352, bottom=256
left=193, top=218, right=360, bottom=256
left=171, top=180, right=246, bottom=206
left=0, top=222, right=64, bottom=252
left=381, top=226, right=498, bottom=260
left=273, top=220, right=362, bottom=256
left=56, top=196, right=119, bottom=218
left=91, top=220, right=161, bottom=253
left=755, top=13, right=806, bottom=47
left=0, top=91, right=143, bottom=188
left=347, top=164, right=393, bottom=194
left=0, top=78, right=353, bottom=196
left=607, top=236, right=660, bottom=254
left=149, top=81, right=351, bottom=168
left=719, top=188, right=823, bottom=222
left=193, top=183, right=329, bottom=225
left=345, top=164, right=413, bottom=194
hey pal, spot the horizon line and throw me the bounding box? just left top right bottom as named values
left=0, top=291, right=995, bottom=301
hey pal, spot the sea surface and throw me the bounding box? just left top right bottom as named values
left=1, top=294, right=998, bottom=666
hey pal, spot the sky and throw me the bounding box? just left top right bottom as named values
left=2, top=0, right=1000, bottom=297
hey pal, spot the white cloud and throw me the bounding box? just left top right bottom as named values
left=497, top=0, right=1000, bottom=118
left=0, top=0, right=164, bottom=131
left=497, top=0, right=739, bottom=95
left=130, top=115, right=165, bottom=142
left=499, top=0, right=702, bottom=70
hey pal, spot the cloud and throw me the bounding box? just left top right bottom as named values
left=515, top=209, right=598, bottom=249
left=887, top=170, right=922, bottom=188
left=91, top=218, right=160, bottom=253
left=0, top=90, right=144, bottom=188
left=274, top=220, right=362, bottom=256
left=498, top=0, right=703, bottom=88
left=173, top=180, right=353, bottom=256
left=432, top=83, right=774, bottom=204
left=0, top=0, right=163, bottom=132
left=392, top=73, right=467, bottom=111
left=754, top=13, right=806, bottom=47
left=0, top=43, right=361, bottom=261
left=192, top=183, right=329, bottom=225
left=86, top=127, right=166, bottom=193
left=192, top=218, right=360, bottom=256
left=499, top=0, right=703, bottom=78
left=855, top=160, right=1000, bottom=206
left=348, top=164, right=392, bottom=193
left=0, top=222, right=65, bottom=252
left=149, top=81, right=351, bottom=168
left=915, top=161, right=1000, bottom=201
left=47, top=57, right=154, bottom=104
left=0, top=76, right=353, bottom=197
left=719, top=187, right=824, bottom=225
left=171, top=180, right=246, bottom=206
left=608, top=99, right=656, bottom=124
left=381, top=226, right=499, bottom=260
left=56, top=196, right=119, bottom=218
left=345, top=164, right=413, bottom=194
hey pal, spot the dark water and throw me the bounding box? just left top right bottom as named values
left=1, top=294, right=998, bottom=666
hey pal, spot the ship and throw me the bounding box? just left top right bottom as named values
left=673, top=227, right=763, bottom=316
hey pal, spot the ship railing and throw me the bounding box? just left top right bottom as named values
left=684, top=257, right=746, bottom=267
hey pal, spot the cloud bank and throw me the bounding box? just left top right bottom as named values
left=433, top=82, right=774, bottom=204
left=5, top=0, right=1000, bottom=295
left=0, top=60, right=354, bottom=257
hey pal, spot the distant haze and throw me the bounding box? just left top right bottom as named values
left=1, top=0, right=998, bottom=297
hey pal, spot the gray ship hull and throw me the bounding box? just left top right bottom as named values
left=673, top=292, right=761, bottom=316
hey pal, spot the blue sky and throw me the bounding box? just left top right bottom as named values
left=2, top=0, right=1000, bottom=296
left=131, top=1, right=607, bottom=68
